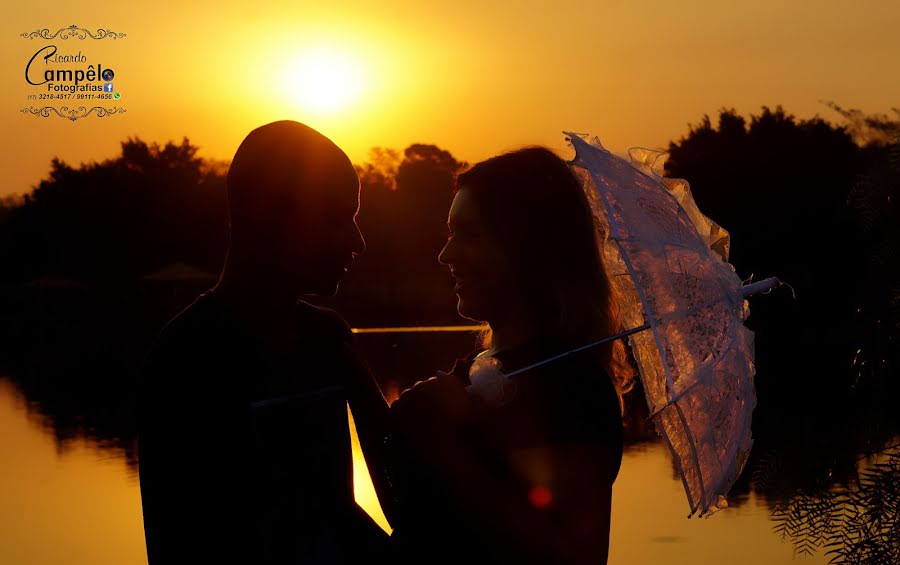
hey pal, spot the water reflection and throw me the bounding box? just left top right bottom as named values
left=0, top=380, right=833, bottom=565
left=0, top=379, right=146, bottom=565
left=0, top=289, right=897, bottom=564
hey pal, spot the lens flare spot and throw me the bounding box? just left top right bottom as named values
left=528, top=485, right=553, bottom=508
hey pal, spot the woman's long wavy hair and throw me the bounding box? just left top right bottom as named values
left=455, top=146, right=636, bottom=415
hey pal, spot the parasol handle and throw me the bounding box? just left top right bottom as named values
left=464, top=322, right=653, bottom=391
left=739, top=277, right=782, bottom=298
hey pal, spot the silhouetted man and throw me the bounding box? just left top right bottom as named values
left=137, top=121, right=384, bottom=564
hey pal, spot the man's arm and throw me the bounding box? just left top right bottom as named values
left=297, top=302, right=399, bottom=526
left=137, top=330, right=250, bottom=565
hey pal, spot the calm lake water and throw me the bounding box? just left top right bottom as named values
left=0, top=370, right=832, bottom=565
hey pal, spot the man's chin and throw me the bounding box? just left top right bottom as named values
left=456, top=297, right=486, bottom=323
left=304, top=277, right=343, bottom=297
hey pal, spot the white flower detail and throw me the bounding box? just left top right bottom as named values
left=467, top=355, right=516, bottom=406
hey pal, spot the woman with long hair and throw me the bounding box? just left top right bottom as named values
left=349, top=146, right=635, bottom=565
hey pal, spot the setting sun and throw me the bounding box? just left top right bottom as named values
left=281, top=49, right=363, bottom=115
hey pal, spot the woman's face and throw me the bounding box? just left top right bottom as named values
left=438, top=187, right=522, bottom=323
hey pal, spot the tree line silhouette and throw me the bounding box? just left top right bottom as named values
left=0, top=137, right=468, bottom=323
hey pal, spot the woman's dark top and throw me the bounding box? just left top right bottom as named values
left=387, top=338, right=624, bottom=564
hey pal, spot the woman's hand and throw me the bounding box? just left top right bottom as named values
left=390, top=373, right=472, bottom=467
left=390, top=371, right=473, bottom=446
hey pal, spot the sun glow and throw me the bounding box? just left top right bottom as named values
left=281, top=49, right=364, bottom=115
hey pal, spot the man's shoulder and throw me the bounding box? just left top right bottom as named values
left=159, top=290, right=225, bottom=337
left=296, top=300, right=353, bottom=345
left=139, top=291, right=228, bottom=372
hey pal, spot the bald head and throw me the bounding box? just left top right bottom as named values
left=226, top=120, right=358, bottom=238
left=222, top=120, right=364, bottom=295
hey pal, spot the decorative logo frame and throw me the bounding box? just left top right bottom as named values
left=20, top=25, right=126, bottom=121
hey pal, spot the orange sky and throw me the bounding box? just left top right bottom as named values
left=2, top=0, right=898, bottom=198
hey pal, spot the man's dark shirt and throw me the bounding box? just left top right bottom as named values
left=137, top=290, right=382, bottom=564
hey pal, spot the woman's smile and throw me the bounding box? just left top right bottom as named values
left=450, top=271, right=476, bottom=292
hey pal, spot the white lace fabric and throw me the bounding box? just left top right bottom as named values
left=566, top=132, right=756, bottom=518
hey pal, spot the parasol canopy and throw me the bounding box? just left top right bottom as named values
left=565, top=131, right=770, bottom=518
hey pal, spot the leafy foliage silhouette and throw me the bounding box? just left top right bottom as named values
left=759, top=445, right=900, bottom=564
